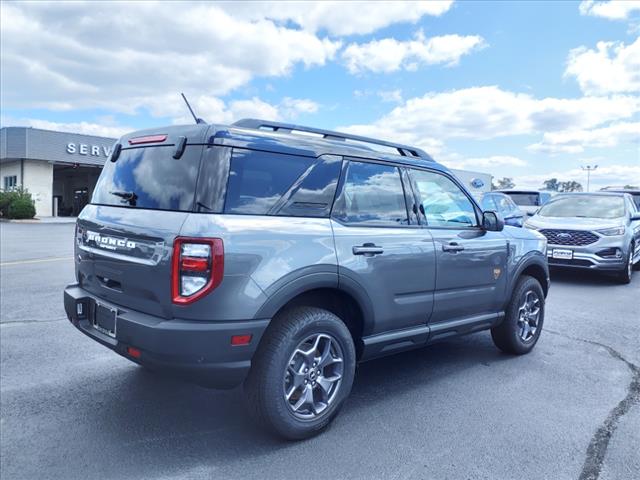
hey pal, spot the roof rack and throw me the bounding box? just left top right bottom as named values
left=232, top=118, right=432, bottom=160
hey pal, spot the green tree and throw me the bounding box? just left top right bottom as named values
left=542, top=178, right=560, bottom=191
left=492, top=177, right=515, bottom=190
left=623, top=185, right=639, bottom=189
left=559, top=181, right=583, bottom=192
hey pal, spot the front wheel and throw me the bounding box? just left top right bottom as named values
left=244, top=307, right=356, bottom=440
left=491, top=275, right=545, bottom=355
left=616, top=243, right=634, bottom=284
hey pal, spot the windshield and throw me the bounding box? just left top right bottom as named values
left=92, top=146, right=201, bottom=211
left=537, top=195, right=625, bottom=219
left=507, top=192, right=539, bottom=206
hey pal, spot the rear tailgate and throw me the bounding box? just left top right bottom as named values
left=77, top=206, right=188, bottom=318
left=77, top=125, right=209, bottom=318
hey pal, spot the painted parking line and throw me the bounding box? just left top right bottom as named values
left=0, top=256, right=74, bottom=267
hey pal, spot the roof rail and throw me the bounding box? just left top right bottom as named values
left=232, top=118, right=432, bottom=160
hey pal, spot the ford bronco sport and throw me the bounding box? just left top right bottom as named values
left=64, top=119, right=550, bottom=439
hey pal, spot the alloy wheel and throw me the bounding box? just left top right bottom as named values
left=283, top=333, right=344, bottom=420
left=517, top=290, right=541, bottom=342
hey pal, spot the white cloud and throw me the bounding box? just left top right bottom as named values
left=527, top=122, right=640, bottom=154
left=280, top=97, right=320, bottom=117
left=565, top=37, right=640, bottom=95
left=341, top=86, right=640, bottom=148
left=222, top=1, right=454, bottom=36
left=378, top=89, right=404, bottom=103
left=149, top=94, right=318, bottom=125
left=579, top=1, right=640, bottom=20
left=342, top=31, right=485, bottom=74
left=0, top=2, right=340, bottom=113
left=515, top=164, right=640, bottom=190
left=443, top=155, right=528, bottom=170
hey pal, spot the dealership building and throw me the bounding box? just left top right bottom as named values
left=1, top=125, right=492, bottom=218
left=0, top=127, right=116, bottom=217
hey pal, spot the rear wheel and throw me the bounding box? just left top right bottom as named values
left=491, top=275, right=545, bottom=355
left=244, top=306, right=356, bottom=440
left=616, top=243, right=634, bottom=284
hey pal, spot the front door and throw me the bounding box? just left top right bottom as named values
left=408, top=168, right=509, bottom=324
left=332, top=159, right=436, bottom=335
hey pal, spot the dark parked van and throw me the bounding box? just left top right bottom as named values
left=65, top=119, right=550, bottom=439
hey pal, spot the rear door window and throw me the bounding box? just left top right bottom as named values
left=223, top=149, right=341, bottom=217
left=92, top=145, right=202, bottom=211
left=333, top=160, right=409, bottom=226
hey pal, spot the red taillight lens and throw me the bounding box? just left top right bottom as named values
left=231, top=334, right=252, bottom=346
left=128, top=134, right=167, bottom=145
left=127, top=346, right=141, bottom=358
left=172, top=237, right=224, bottom=305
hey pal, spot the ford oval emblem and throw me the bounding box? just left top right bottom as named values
left=470, top=178, right=485, bottom=189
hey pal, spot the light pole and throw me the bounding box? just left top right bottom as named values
left=581, top=165, right=598, bottom=192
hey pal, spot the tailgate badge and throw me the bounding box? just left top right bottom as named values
left=87, top=231, right=136, bottom=251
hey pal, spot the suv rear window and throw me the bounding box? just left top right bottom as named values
left=507, top=192, right=539, bottom=206
left=92, top=145, right=201, bottom=211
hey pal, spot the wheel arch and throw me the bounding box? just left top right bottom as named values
left=254, top=274, right=374, bottom=359
left=506, top=254, right=550, bottom=307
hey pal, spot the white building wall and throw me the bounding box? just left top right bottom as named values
left=0, top=160, right=22, bottom=187
left=24, top=160, right=53, bottom=217
left=450, top=169, right=492, bottom=198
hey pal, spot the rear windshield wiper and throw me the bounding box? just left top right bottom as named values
left=110, top=190, right=138, bottom=206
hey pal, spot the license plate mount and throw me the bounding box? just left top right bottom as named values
left=552, top=249, right=573, bottom=260
left=93, top=303, right=117, bottom=338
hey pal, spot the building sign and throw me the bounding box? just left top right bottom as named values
left=66, top=143, right=113, bottom=157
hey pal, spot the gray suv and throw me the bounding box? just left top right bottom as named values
left=64, top=119, right=549, bottom=439
left=525, top=192, right=640, bottom=283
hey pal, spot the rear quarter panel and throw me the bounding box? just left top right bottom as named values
left=179, top=214, right=337, bottom=321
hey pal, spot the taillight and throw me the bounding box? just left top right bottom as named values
left=172, top=237, right=224, bottom=305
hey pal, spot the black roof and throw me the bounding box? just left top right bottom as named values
left=118, top=119, right=448, bottom=173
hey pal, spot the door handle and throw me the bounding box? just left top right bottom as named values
left=353, top=243, right=384, bottom=256
left=442, top=242, right=464, bottom=253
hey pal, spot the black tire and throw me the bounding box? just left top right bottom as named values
left=491, top=275, right=545, bottom=355
left=617, top=243, right=634, bottom=283
left=244, top=306, right=356, bottom=440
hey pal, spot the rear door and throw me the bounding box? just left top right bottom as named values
left=408, top=168, right=509, bottom=324
left=332, top=159, right=436, bottom=335
left=77, top=128, right=207, bottom=319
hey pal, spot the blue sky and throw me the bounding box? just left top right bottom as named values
left=1, top=1, right=639, bottom=189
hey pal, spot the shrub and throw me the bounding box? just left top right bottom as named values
left=0, top=187, right=36, bottom=219
left=0, top=190, right=19, bottom=217
left=7, top=196, right=36, bottom=219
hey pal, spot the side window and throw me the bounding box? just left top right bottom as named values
left=480, top=194, right=497, bottom=211
left=410, top=169, right=478, bottom=227
left=276, top=156, right=342, bottom=217
left=495, top=195, right=514, bottom=214
left=224, top=149, right=314, bottom=215
left=334, top=161, right=409, bottom=226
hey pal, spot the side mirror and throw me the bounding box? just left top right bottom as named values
left=483, top=211, right=505, bottom=232
left=631, top=212, right=640, bottom=221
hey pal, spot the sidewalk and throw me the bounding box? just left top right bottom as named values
left=0, top=216, right=78, bottom=224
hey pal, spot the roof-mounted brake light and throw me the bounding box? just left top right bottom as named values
left=128, top=134, right=168, bottom=145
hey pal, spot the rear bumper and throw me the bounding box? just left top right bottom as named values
left=64, top=284, right=269, bottom=389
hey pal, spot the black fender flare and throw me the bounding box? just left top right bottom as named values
left=505, top=252, right=550, bottom=309
left=254, top=268, right=375, bottom=334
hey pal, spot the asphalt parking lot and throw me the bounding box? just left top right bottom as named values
left=1, top=222, right=638, bottom=480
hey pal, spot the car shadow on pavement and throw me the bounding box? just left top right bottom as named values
left=549, top=267, right=626, bottom=286
left=79, top=332, right=513, bottom=478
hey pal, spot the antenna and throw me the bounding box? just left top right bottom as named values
left=180, top=93, right=206, bottom=124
